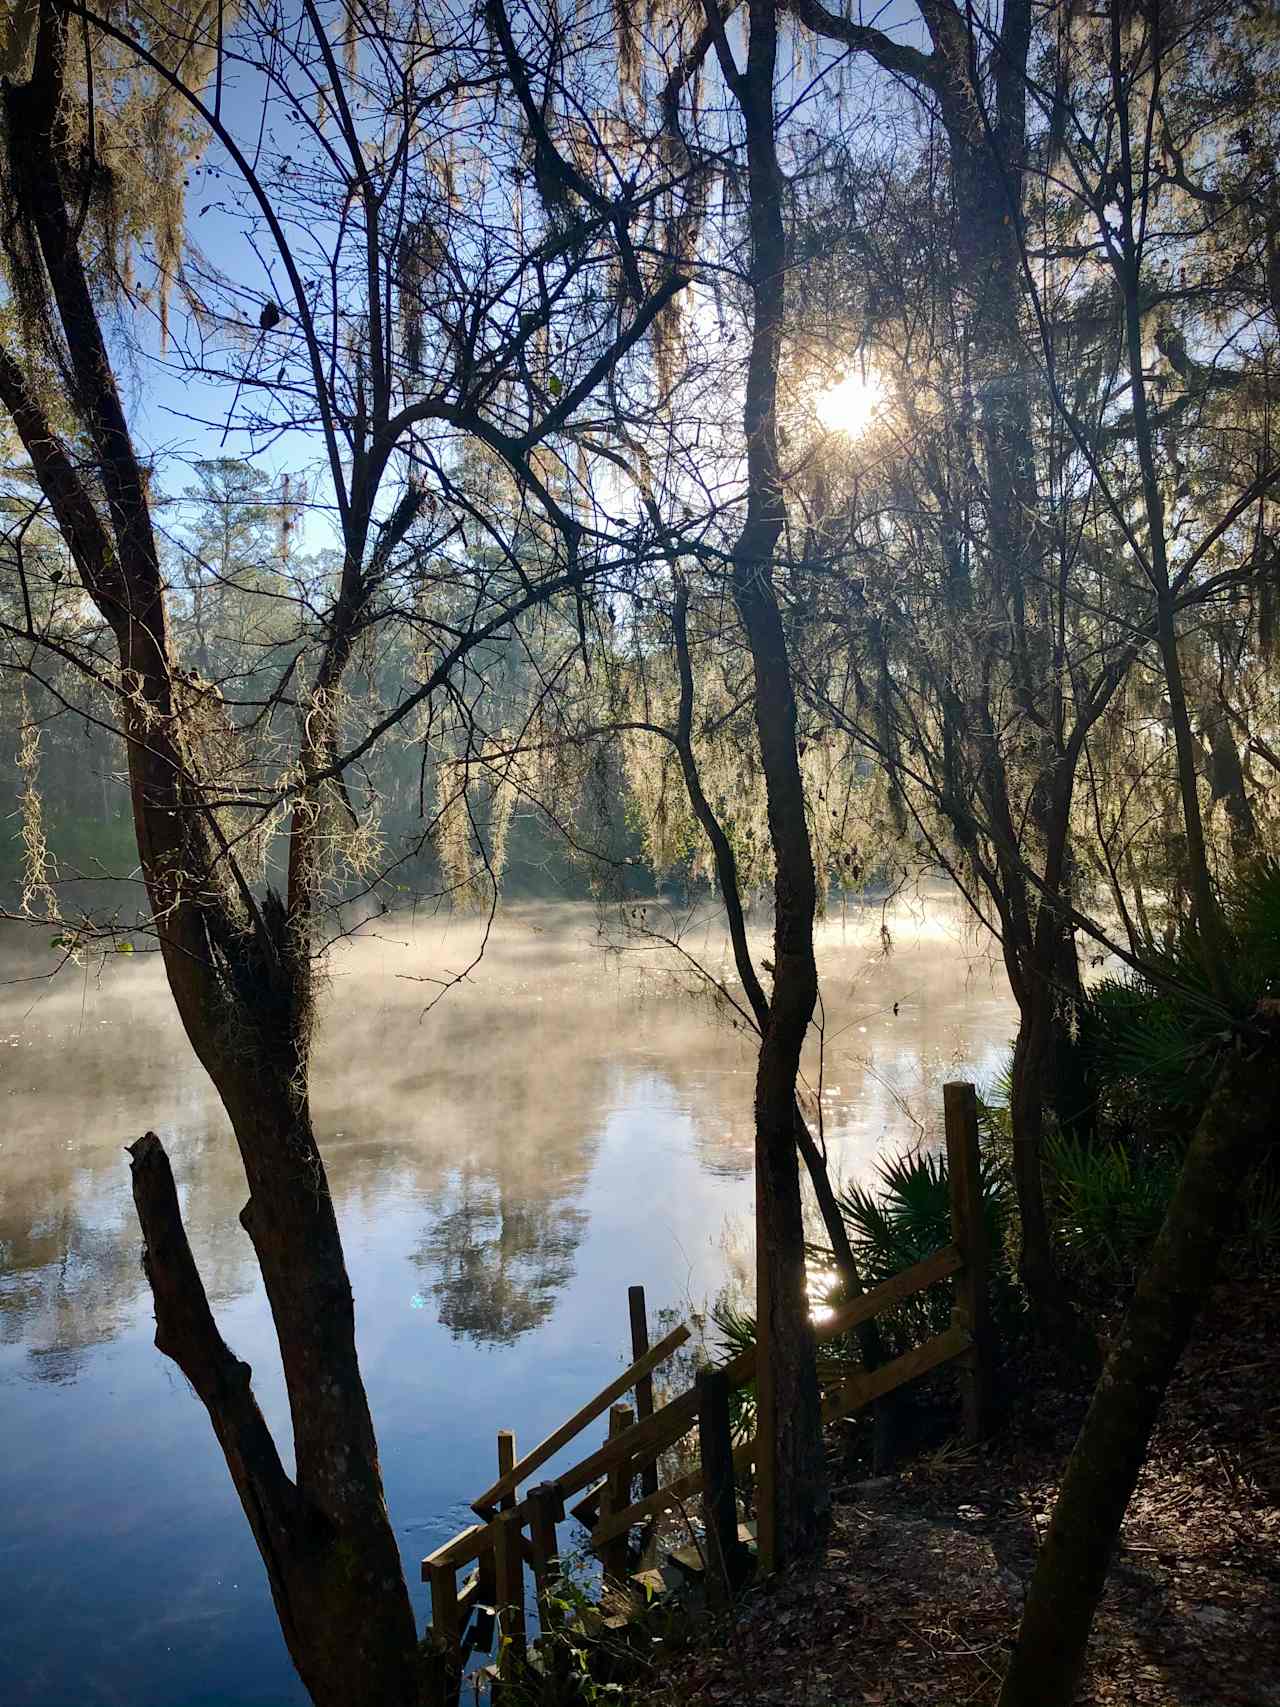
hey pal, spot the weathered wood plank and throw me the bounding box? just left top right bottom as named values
left=497, top=1430, right=517, bottom=1510
left=628, top=1285, right=660, bottom=1499
left=421, top=1523, right=491, bottom=1576
left=589, top=1437, right=756, bottom=1549
left=691, top=1245, right=961, bottom=1401
left=510, top=1250, right=965, bottom=1539
left=517, top=1378, right=702, bottom=1516
left=667, top=1522, right=755, bottom=1583
left=599, top=1403, right=635, bottom=1582
left=492, top=1508, right=526, bottom=1665
left=528, top=1482, right=563, bottom=1626
left=428, top=1561, right=460, bottom=1654
left=698, top=1366, right=746, bottom=1605
left=821, top=1322, right=972, bottom=1420
left=587, top=1327, right=967, bottom=1555
left=568, top=1481, right=603, bottom=1529
left=472, top=1321, right=691, bottom=1514
left=815, top=1244, right=963, bottom=1346
left=457, top=1569, right=480, bottom=1621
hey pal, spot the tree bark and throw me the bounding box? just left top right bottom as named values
left=1007, top=928, right=1100, bottom=1371
left=669, top=586, right=890, bottom=1392
left=0, top=13, right=423, bottom=1702
left=998, top=1015, right=1279, bottom=1707
left=719, top=0, right=829, bottom=1566
left=128, top=1134, right=422, bottom=1707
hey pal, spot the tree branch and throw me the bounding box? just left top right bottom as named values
left=785, top=0, right=939, bottom=88
left=127, top=1134, right=302, bottom=1548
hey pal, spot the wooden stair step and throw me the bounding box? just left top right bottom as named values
left=666, top=1523, right=755, bottom=1582
left=665, top=1542, right=705, bottom=1581
left=629, top=1567, right=668, bottom=1601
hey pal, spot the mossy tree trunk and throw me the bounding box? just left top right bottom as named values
left=998, top=1017, right=1278, bottom=1707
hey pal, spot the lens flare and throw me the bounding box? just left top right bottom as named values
left=816, top=371, right=886, bottom=437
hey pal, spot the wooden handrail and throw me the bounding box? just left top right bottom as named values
left=421, top=1523, right=492, bottom=1576
left=548, top=1245, right=966, bottom=1528
left=587, top=1319, right=973, bottom=1550
left=429, top=1245, right=971, bottom=1587
left=815, top=1244, right=962, bottom=1347
left=472, top=1320, right=691, bottom=1514
left=821, top=1321, right=971, bottom=1421
left=422, top=1087, right=992, bottom=1672
left=590, top=1436, right=756, bottom=1548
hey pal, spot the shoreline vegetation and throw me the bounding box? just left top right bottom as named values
left=646, top=1255, right=1280, bottom=1707
left=468, top=1137, right=1278, bottom=1707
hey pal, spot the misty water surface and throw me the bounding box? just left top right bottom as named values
left=0, top=897, right=1014, bottom=1706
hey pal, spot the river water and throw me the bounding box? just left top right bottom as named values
left=0, top=896, right=1014, bottom=1707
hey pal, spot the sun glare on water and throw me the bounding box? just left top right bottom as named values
left=816, top=370, right=886, bottom=437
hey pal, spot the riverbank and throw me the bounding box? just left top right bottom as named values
left=645, top=1259, right=1280, bottom=1707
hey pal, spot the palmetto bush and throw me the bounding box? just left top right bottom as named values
left=711, top=856, right=1280, bottom=1421
left=834, top=1144, right=1021, bottom=1352
left=1067, top=858, right=1280, bottom=1280
left=1084, top=857, right=1280, bottom=1118
left=1043, top=1131, right=1182, bottom=1287
left=707, top=1137, right=1020, bottom=1428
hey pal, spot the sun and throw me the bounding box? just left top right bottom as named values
left=815, top=370, right=886, bottom=437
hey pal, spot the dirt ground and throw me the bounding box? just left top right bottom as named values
left=654, top=1264, right=1280, bottom=1707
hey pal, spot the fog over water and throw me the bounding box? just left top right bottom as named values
left=0, top=895, right=1014, bottom=1706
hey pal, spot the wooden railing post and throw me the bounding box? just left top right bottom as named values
left=497, top=1430, right=518, bottom=1511
left=492, top=1508, right=526, bottom=1669
left=944, top=1080, right=992, bottom=1442
left=475, top=1429, right=515, bottom=1653
left=599, top=1403, right=634, bottom=1583
left=527, top=1482, right=563, bottom=1627
left=628, top=1284, right=660, bottom=1497
left=427, top=1561, right=462, bottom=1705
left=697, top=1366, right=745, bottom=1607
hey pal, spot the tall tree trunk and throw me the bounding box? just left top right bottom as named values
left=669, top=587, right=889, bottom=1391
left=1007, top=984, right=1059, bottom=1312
left=998, top=1015, right=1278, bottom=1707
left=722, top=0, right=829, bottom=1566
left=0, top=13, right=423, bottom=1701
left=1008, top=933, right=1100, bottom=1370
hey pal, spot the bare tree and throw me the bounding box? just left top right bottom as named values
left=0, top=1, right=684, bottom=1698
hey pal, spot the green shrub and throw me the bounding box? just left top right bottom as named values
left=1081, top=857, right=1280, bottom=1133
left=708, top=1297, right=759, bottom=1440
left=1067, top=859, right=1280, bottom=1272
left=1044, top=1130, right=1180, bottom=1286
left=834, top=1143, right=1020, bottom=1351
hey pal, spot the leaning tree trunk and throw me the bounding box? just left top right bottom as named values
left=998, top=1013, right=1279, bottom=1707
left=130, top=1115, right=421, bottom=1707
